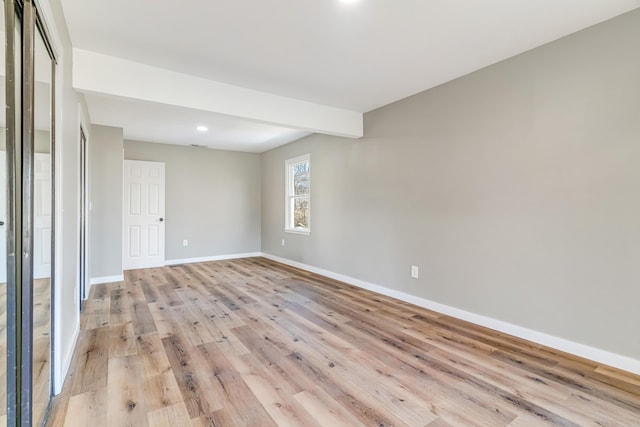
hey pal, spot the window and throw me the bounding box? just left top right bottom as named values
left=285, top=154, right=310, bottom=234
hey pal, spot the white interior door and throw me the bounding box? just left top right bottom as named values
left=123, top=160, right=165, bottom=270
left=0, top=151, right=6, bottom=283
left=34, top=153, right=51, bottom=279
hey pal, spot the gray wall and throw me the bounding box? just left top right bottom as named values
left=124, top=140, right=261, bottom=260
left=262, top=10, right=640, bottom=359
left=89, top=125, right=123, bottom=278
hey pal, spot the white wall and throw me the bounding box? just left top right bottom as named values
left=43, top=0, right=92, bottom=393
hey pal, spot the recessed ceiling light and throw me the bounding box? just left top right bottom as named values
left=339, top=0, right=359, bottom=3
left=196, top=125, right=208, bottom=132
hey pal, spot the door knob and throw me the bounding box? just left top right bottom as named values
left=159, top=218, right=164, bottom=222
left=0, top=221, right=4, bottom=226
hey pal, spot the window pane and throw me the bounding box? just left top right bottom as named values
left=293, top=196, right=309, bottom=229
left=288, top=197, right=296, bottom=228
left=293, top=161, right=309, bottom=196
left=285, top=154, right=310, bottom=232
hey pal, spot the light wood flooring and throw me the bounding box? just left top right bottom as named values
left=47, top=258, right=640, bottom=426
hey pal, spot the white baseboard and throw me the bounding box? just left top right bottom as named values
left=55, top=322, right=79, bottom=395
left=166, top=252, right=262, bottom=266
left=89, top=274, right=124, bottom=285
left=261, top=253, right=640, bottom=376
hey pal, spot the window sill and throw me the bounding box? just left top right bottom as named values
left=284, top=228, right=310, bottom=236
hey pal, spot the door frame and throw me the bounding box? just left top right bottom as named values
left=79, top=126, right=88, bottom=304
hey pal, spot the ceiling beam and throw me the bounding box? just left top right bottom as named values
left=72, top=49, right=363, bottom=138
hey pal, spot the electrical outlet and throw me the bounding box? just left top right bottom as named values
left=183, top=239, right=189, bottom=246
left=411, top=265, right=419, bottom=279
left=281, top=239, right=285, bottom=246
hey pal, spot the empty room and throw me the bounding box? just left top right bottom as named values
left=1, top=0, right=639, bottom=426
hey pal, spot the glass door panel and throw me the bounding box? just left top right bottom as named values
left=0, top=2, right=6, bottom=424
left=32, top=21, right=52, bottom=427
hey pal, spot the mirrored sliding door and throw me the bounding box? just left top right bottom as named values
left=3, top=0, right=56, bottom=424
left=1, top=3, right=8, bottom=425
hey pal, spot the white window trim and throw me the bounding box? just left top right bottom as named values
left=285, top=153, right=311, bottom=235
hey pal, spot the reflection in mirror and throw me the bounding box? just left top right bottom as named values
left=32, top=24, right=52, bottom=427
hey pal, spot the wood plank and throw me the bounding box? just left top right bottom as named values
left=70, top=327, right=109, bottom=395
left=147, top=302, right=177, bottom=339
left=196, top=342, right=278, bottom=426
left=146, top=402, right=191, bottom=427
left=62, top=388, right=107, bottom=427
left=110, top=288, right=133, bottom=326
left=142, top=369, right=184, bottom=413
left=294, top=387, right=367, bottom=427
left=131, top=298, right=158, bottom=336
left=136, top=332, right=172, bottom=377
left=109, top=322, right=137, bottom=358
left=107, top=355, right=149, bottom=427
left=161, top=333, right=222, bottom=418
left=80, top=298, right=110, bottom=330
left=231, top=353, right=321, bottom=427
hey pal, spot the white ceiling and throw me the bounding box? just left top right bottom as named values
left=85, top=94, right=311, bottom=152
left=61, top=0, right=640, bottom=151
